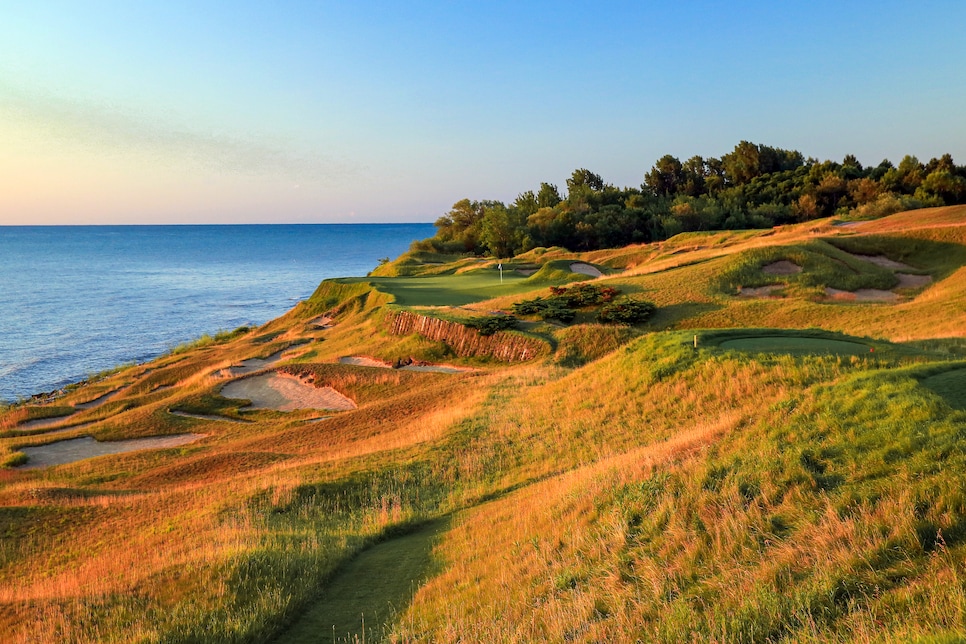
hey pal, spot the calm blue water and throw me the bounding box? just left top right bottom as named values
left=0, top=224, right=434, bottom=403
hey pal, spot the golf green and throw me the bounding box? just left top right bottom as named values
left=719, top=336, right=872, bottom=356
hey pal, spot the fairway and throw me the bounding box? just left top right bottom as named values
left=355, top=271, right=561, bottom=306
left=718, top=336, right=872, bottom=356
left=276, top=521, right=446, bottom=644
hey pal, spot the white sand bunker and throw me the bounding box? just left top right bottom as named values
left=762, top=261, right=802, bottom=275
left=570, top=262, right=603, bottom=277
left=75, top=389, right=122, bottom=409
left=168, top=410, right=251, bottom=424
left=310, top=315, right=335, bottom=329
left=221, top=372, right=356, bottom=411
left=16, top=434, right=204, bottom=469
left=825, top=287, right=898, bottom=302
left=896, top=273, right=933, bottom=288
left=218, top=349, right=290, bottom=378
left=16, top=414, right=76, bottom=431
left=847, top=254, right=914, bottom=270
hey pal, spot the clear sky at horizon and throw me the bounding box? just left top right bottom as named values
left=2, top=1, right=965, bottom=225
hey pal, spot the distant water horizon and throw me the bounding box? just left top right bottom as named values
left=0, top=223, right=434, bottom=403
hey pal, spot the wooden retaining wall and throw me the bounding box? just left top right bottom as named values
left=386, top=311, right=547, bottom=362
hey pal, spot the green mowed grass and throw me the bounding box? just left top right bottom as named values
left=277, top=521, right=447, bottom=644
left=718, top=336, right=872, bottom=356
left=343, top=271, right=559, bottom=307
left=920, top=368, right=966, bottom=410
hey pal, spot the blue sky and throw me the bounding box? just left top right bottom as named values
left=1, top=1, right=964, bottom=224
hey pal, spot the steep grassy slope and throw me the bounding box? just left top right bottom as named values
left=0, top=207, right=963, bottom=642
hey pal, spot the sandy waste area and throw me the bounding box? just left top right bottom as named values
left=221, top=372, right=357, bottom=411
left=570, top=262, right=603, bottom=277
left=17, top=434, right=204, bottom=469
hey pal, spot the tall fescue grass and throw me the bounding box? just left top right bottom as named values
left=0, top=207, right=963, bottom=642
left=392, top=355, right=966, bottom=643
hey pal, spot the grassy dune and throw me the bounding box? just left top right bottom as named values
left=1, top=207, right=964, bottom=642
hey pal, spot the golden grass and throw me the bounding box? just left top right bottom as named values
left=0, top=206, right=964, bottom=642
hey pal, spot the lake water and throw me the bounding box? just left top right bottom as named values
left=0, top=223, right=434, bottom=403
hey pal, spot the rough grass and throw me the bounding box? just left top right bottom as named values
left=0, top=207, right=964, bottom=642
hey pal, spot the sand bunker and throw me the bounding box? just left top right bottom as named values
left=825, top=287, right=898, bottom=302
left=762, top=261, right=802, bottom=275
left=896, top=273, right=933, bottom=288
left=339, top=356, right=393, bottom=368
left=75, top=389, right=122, bottom=409
left=310, top=315, right=335, bottom=329
left=847, top=254, right=914, bottom=270
left=570, top=262, right=603, bottom=277
left=14, top=422, right=97, bottom=437
left=168, top=410, right=252, bottom=424
left=218, top=349, right=292, bottom=378
left=738, top=285, right=783, bottom=298
left=16, top=434, right=204, bottom=469
left=15, top=414, right=76, bottom=431
left=221, top=372, right=357, bottom=411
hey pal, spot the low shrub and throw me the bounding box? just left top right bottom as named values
left=597, top=297, right=656, bottom=324
left=549, top=283, right=619, bottom=306
left=465, top=315, right=518, bottom=336
left=512, top=283, right=621, bottom=323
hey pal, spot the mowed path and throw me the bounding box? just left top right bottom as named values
left=275, top=520, right=447, bottom=644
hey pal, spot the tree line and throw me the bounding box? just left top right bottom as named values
left=416, top=141, right=966, bottom=258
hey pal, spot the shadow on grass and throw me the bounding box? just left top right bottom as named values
left=274, top=518, right=450, bottom=644
left=647, top=301, right=722, bottom=328
left=920, top=368, right=966, bottom=411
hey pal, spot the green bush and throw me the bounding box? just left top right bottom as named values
left=549, top=283, right=619, bottom=306
left=510, top=298, right=575, bottom=322
left=511, top=283, right=621, bottom=323
left=465, top=315, right=518, bottom=336
left=597, top=298, right=656, bottom=324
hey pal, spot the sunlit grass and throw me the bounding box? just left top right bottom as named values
left=0, top=207, right=963, bottom=642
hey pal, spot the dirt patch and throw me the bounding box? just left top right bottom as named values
left=16, top=434, right=204, bottom=469
left=738, top=285, right=783, bottom=298
left=895, top=273, right=933, bottom=288
left=570, top=262, right=602, bottom=277
left=762, top=260, right=802, bottom=275
left=221, top=372, right=357, bottom=412
left=825, top=287, right=898, bottom=302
